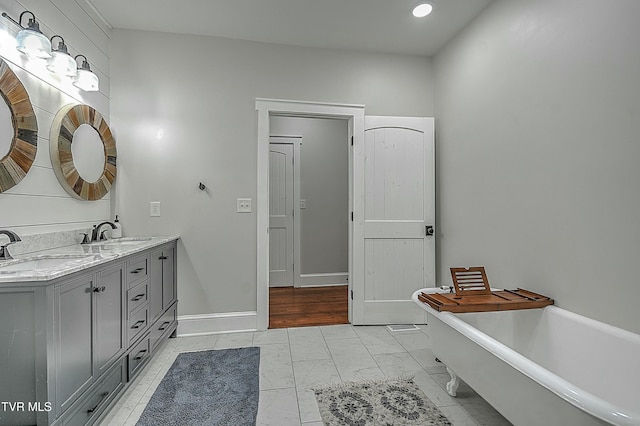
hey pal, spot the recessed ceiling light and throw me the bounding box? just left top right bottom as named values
left=412, top=3, right=433, bottom=18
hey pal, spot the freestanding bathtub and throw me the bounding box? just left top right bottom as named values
left=412, top=288, right=640, bottom=426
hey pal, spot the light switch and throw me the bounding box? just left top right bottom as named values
left=300, top=199, right=307, bottom=209
left=150, top=201, right=161, bottom=217
left=237, top=198, right=252, bottom=213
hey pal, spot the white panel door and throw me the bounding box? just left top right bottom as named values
left=269, top=143, right=294, bottom=287
left=354, top=116, right=434, bottom=324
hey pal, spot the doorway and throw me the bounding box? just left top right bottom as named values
left=257, top=100, right=435, bottom=330
left=256, top=99, right=364, bottom=330
left=268, top=117, right=350, bottom=328
left=269, top=117, right=349, bottom=288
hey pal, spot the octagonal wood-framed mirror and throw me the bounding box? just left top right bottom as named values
left=50, top=104, right=117, bottom=200
left=0, top=58, right=38, bottom=193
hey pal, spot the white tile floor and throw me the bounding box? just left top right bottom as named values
left=99, top=324, right=511, bottom=426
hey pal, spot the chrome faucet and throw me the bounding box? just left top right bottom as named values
left=0, top=230, right=21, bottom=260
left=91, top=221, right=117, bottom=242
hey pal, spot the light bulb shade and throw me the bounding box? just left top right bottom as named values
left=16, top=29, right=51, bottom=58
left=73, top=68, right=99, bottom=91
left=47, top=51, right=77, bottom=77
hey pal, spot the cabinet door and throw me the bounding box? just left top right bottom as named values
left=0, top=288, right=38, bottom=426
left=162, top=245, right=176, bottom=310
left=55, top=274, right=94, bottom=414
left=94, top=263, right=125, bottom=377
left=150, top=248, right=164, bottom=322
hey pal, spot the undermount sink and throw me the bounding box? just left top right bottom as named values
left=98, top=237, right=157, bottom=247
left=0, top=254, right=102, bottom=273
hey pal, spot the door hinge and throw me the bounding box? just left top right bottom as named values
left=351, top=136, right=354, bottom=146
left=351, top=212, right=354, bottom=221
left=350, top=289, right=354, bottom=300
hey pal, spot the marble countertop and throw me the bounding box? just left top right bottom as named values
left=0, top=236, right=179, bottom=284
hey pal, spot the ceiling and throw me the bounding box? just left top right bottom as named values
left=87, top=0, right=492, bottom=56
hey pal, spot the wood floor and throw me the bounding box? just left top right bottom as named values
left=269, top=285, right=349, bottom=329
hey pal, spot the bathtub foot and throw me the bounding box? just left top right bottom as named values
left=445, top=367, right=459, bottom=397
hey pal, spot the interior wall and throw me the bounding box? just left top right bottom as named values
left=0, top=0, right=111, bottom=235
left=434, top=0, right=640, bottom=333
left=270, top=116, right=349, bottom=276
left=110, top=29, right=433, bottom=316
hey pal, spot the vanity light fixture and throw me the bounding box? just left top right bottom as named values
left=73, top=54, right=99, bottom=92
left=47, top=36, right=77, bottom=77
left=1, top=11, right=51, bottom=59
left=412, top=2, right=433, bottom=18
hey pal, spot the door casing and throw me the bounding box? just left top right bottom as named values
left=256, top=99, right=364, bottom=330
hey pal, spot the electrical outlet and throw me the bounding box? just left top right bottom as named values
left=237, top=198, right=252, bottom=213
left=150, top=201, right=161, bottom=217
left=300, top=199, right=307, bottom=209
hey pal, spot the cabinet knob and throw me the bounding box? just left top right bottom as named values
left=93, top=286, right=106, bottom=293
left=159, top=256, right=168, bottom=260
left=130, top=267, right=145, bottom=274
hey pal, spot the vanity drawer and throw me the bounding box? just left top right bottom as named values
left=128, top=335, right=150, bottom=380
left=127, top=307, right=148, bottom=346
left=150, top=303, right=177, bottom=351
left=127, top=281, right=148, bottom=314
left=126, top=254, right=149, bottom=288
left=61, top=358, right=125, bottom=426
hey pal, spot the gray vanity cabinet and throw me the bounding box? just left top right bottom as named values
left=0, top=238, right=178, bottom=426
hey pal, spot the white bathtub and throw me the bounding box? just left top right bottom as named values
left=412, top=288, right=640, bottom=426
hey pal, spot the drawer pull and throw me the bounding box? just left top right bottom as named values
left=87, top=391, right=109, bottom=414
left=130, top=267, right=145, bottom=274
left=159, top=256, right=168, bottom=260
left=158, top=321, right=171, bottom=331
left=131, top=320, right=145, bottom=329
left=93, top=286, right=106, bottom=293
left=131, top=294, right=145, bottom=301
left=133, top=349, right=148, bottom=361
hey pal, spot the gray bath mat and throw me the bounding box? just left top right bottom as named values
left=136, top=347, right=260, bottom=426
left=314, top=376, right=451, bottom=425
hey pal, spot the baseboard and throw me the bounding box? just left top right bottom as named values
left=297, top=272, right=348, bottom=287
left=177, top=311, right=257, bottom=337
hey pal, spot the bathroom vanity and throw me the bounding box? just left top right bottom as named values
left=0, top=237, right=178, bottom=426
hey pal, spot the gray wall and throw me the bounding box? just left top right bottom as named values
left=434, top=0, right=640, bottom=333
left=270, top=116, right=349, bottom=275
left=110, top=29, right=433, bottom=315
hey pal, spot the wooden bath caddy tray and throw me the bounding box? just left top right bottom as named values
left=418, top=266, right=554, bottom=313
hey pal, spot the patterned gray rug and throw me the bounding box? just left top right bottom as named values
left=314, top=376, right=451, bottom=426
left=136, top=347, right=260, bottom=426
